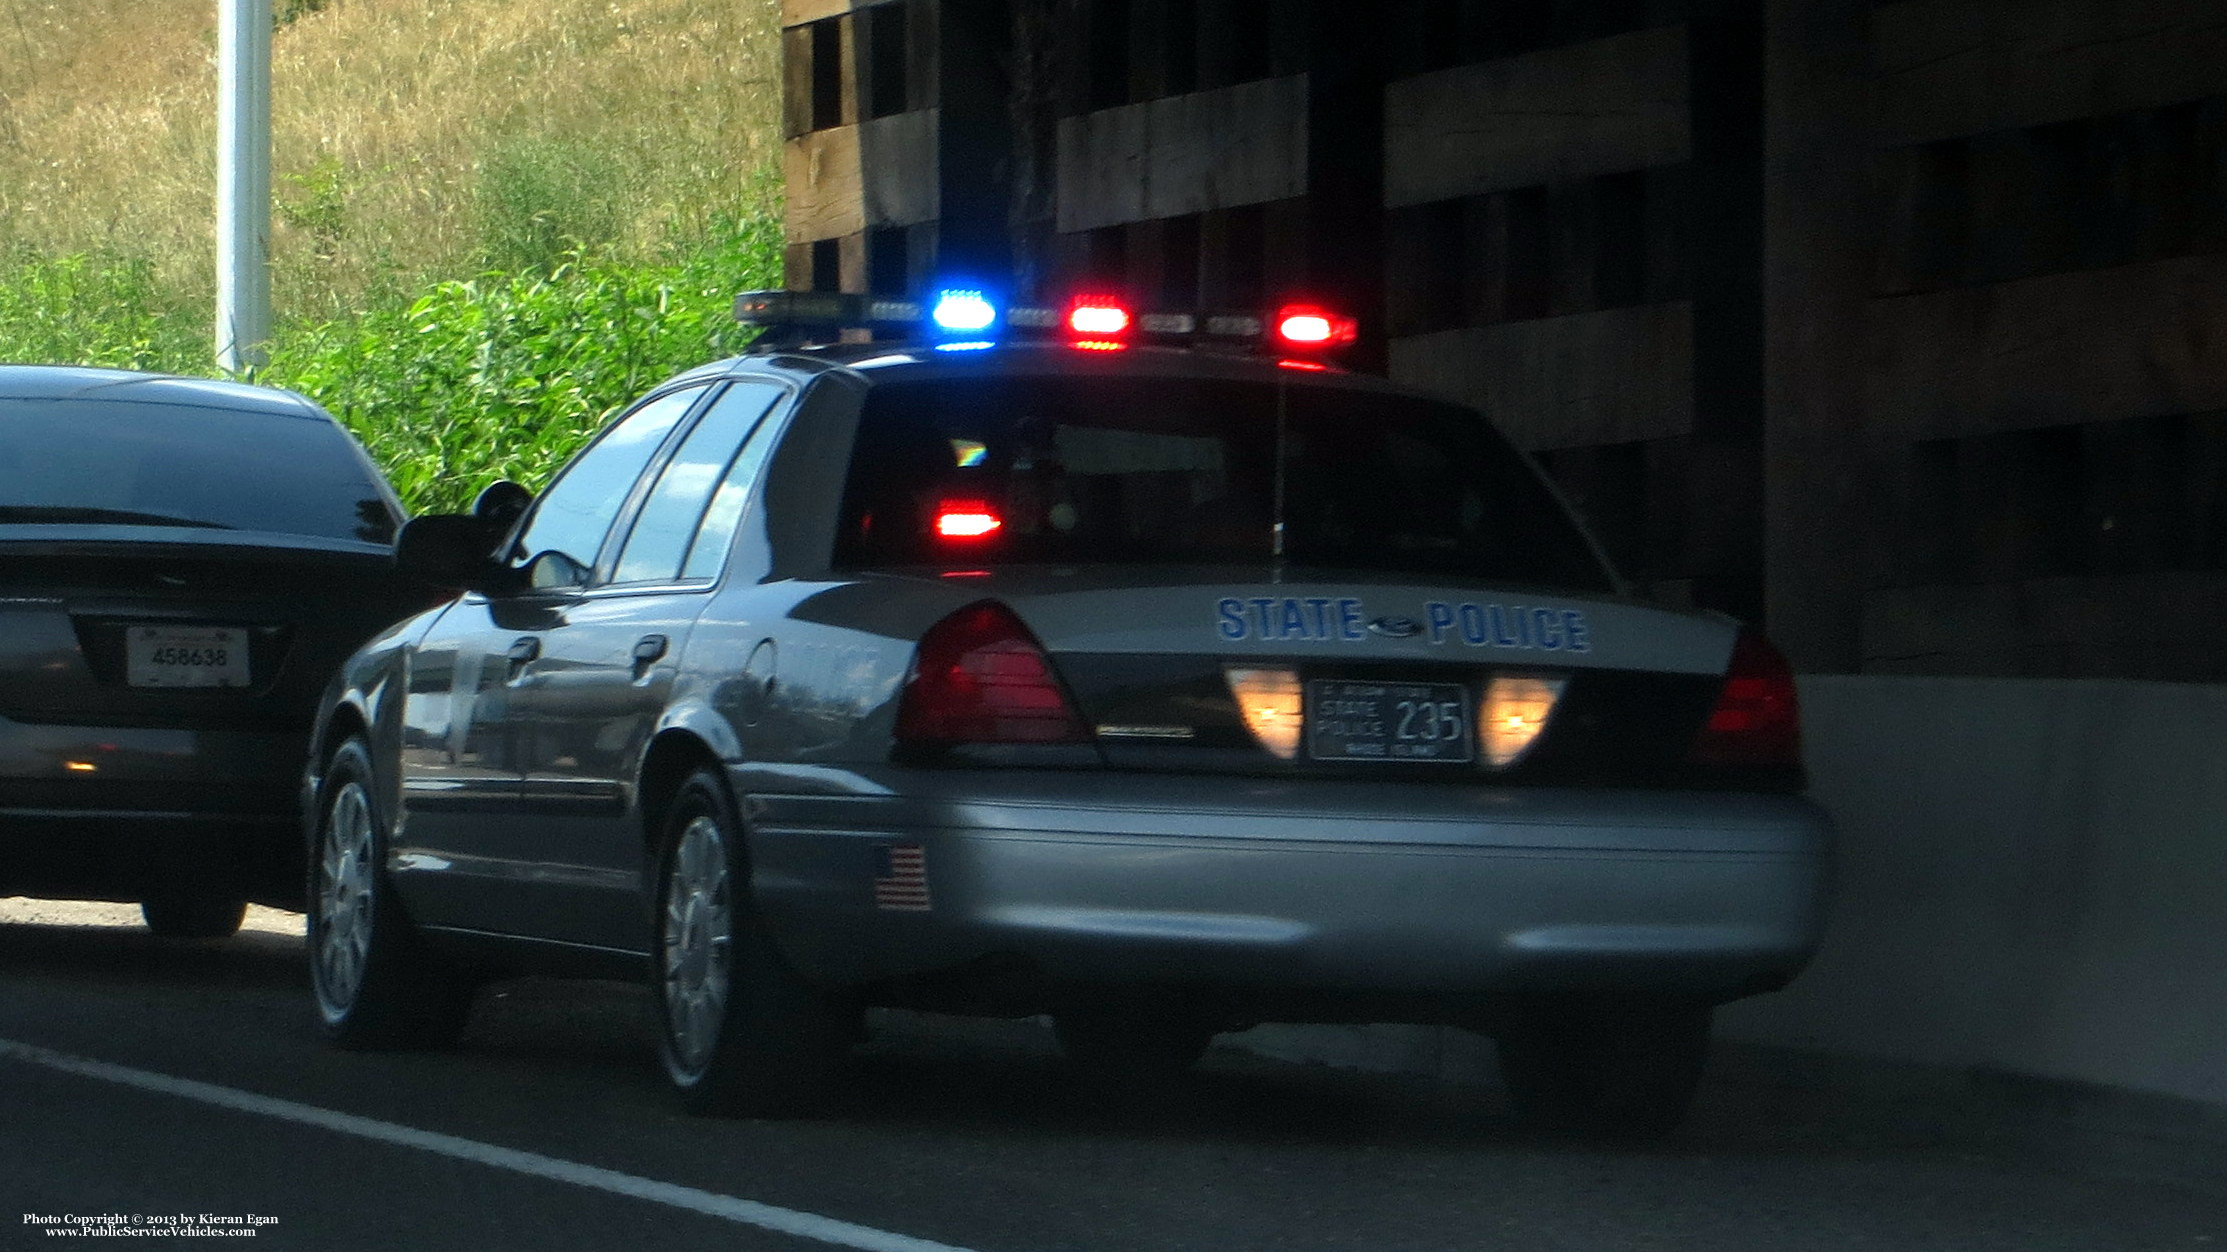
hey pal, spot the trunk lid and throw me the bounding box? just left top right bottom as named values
left=903, top=566, right=1755, bottom=788
left=1, top=529, right=436, bottom=731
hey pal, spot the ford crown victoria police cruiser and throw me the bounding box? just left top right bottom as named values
left=303, top=291, right=1832, bottom=1136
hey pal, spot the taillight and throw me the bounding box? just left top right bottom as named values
left=1688, top=630, right=1801, bottom=768
left=895, top=602, right=1090, bottom=746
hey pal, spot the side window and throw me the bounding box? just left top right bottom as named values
left=511, top=386, right=704, bottom=578
left=681, top=386, right=790, bottom=580
left=612, top=382, right=786, bottom=585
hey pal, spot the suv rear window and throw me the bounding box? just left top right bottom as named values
left=0, top=399, right=396, bottom=543
left=835, top=374, right=1614, bottom=591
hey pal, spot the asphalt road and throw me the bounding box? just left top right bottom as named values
left=2, top=900, right=2223, bottom=1252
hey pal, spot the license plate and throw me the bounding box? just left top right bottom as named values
left=1306, top=680, right=1473, bottom=763
left=126, top=626, right=250, bottom=688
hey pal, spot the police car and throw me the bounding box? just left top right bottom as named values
left=304, top=288, right=1833, bottom=1135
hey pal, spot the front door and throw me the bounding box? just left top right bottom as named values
left=394, top=383, right=708, bottom=942
left=504, top=379, right=790, bottom=952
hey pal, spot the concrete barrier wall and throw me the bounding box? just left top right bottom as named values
left=1716, top=676, right=2227, bottom=1109
left=1236, top=676, right=2227, bottom=1114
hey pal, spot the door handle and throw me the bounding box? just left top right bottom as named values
left=504, top=636, right=540, bottom=681
left=631, top=634, right=669, bottom=677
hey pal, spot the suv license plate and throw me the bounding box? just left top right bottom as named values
left=1306, top=680, right=1473, bottom=763
left=126, top=626, right=250, bottom=688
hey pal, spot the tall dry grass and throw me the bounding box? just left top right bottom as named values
left=0, top=0, right=781, bottom=317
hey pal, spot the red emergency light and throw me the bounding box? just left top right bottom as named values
left=1272, top=304, right=1357, bottom=351
left=1066, top=298, right=1132, bottom=338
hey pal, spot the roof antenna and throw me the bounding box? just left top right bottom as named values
left=1270, top=379, right=1289, bottom=581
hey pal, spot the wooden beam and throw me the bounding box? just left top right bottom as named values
left=1873, top=0, right=2227, bottom=149
left=1865, top=254, right=2227, bottom=442
left=1388, top=302, right=1696, bottom=452
left=782, top=0, right=902, bottom=29
left=1383, top=24, right=1690, bottom=208
left=1055, top=74, right=1308, bottom=233
left=783, top=24, right=815, bottom=139
left=783, top=110, right=941, bottom=244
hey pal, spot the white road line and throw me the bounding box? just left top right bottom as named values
left=0, top=1037, right=983, bottom=1252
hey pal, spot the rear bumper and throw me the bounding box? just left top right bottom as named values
left=0, top=717, right=307, bottom=906
left=740, top=768, right=1833, bottom=1011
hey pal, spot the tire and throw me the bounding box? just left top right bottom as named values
left=1053, top=1006, right=1215, bottom=1080
left=140, top=894, right=247, bottom=939
left=1495, top=996, right=1713, bottom=1139
left=653, top=768, right=852, bottom=1118
left=307, top=736, right=474, bottom=1050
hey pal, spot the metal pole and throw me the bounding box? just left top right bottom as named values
left=215, top=0, right=271, bottom=373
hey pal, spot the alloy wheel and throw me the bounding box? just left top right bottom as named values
left=662, top=814, right=734, bottom=1073
left=315, top=779, right=377, bottom=1014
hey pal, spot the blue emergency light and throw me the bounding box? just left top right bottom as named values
left=930, top=289, right=998, bottom=333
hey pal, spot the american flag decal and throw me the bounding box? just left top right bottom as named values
left=873, top=843, right=931, bottom=912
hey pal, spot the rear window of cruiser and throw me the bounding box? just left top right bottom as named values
left=835, top=374, right=1614, bottom=591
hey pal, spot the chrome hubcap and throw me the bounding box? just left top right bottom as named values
left=315, top=780, right=376, bottom=1014
left=662, top=815, right=732, bottom=1072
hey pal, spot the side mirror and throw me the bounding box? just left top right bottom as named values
left=525, top=549, right=592, bottom=592
left=473, top=480, right=532, bottom=536
left=394, top=514, right=505, bottom=591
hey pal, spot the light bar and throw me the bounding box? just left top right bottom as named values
left=730, top=289, right=1355, bottom=362
left=734, top=290, right=923, bottom=332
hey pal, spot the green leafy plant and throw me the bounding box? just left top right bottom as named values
left=0, top=245, right=205, bottom=372
left=262, top=211, right=782, bottom=513
left=2, top=209, right=781, bottom=517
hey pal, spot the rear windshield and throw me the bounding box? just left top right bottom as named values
left=0, top=399, right=397, bottom=543
left=835, top=374, right=1614, bottom=591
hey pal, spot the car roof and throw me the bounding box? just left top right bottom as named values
left=0, top=364, right=328, bottom=419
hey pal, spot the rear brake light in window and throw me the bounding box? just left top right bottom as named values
left=933, top=500, right=1003, bottom=539
left=896, top=602, right=1090, bottom=746
left=1688, top=630, right=1801, bottom=768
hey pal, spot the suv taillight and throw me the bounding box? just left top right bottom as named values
left=895, top=602, right=1090, bottom=746
left=1688, top=630, right=1802, bottom=768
